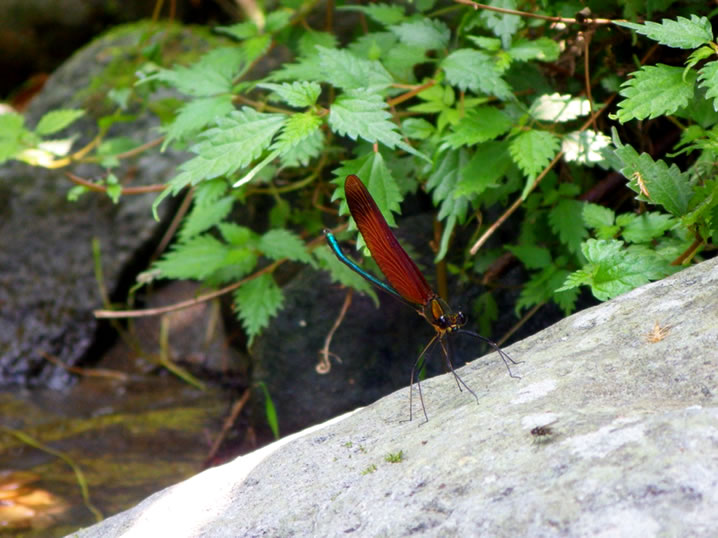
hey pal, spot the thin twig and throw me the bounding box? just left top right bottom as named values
left=316, top=289, right=352, bottom=374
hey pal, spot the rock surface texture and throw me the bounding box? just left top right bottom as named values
left=71, top=257, right=718, bottom=537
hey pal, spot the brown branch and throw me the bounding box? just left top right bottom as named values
left=65, top=172, right=166, bottom=194
left=454, top=0, right=617, bottom=25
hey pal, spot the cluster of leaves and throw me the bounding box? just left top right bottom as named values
left=2, top=2, right=717, bottom=347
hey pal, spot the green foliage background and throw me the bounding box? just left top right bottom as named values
left=2, top=0, right=717, bottom=346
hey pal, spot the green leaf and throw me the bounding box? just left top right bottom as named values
left=427, top=149, right=470, bottom=260
left=256, top=381, right=280, bottom=439
left=613, top=128, right=692, bottom=216
left=214, top=22, right=258, bottom=40
left=218, top=223, right=255, bottom=245
left=144, top=47, right=245, bottom=97
left=505, top=245, right=552, bottom=269
left=35, top=109, right=85, bottom=135
left=154, top=235, right=229, bottom=280
left=516, top=265, right=569, bottom=313
left=558, top=239, right=671, bottom=300
left=389, top=18, right=450, bottom=51
left=266, top=54, right=324, bottom=83
left=508, top=37, right=560, bottom=62
left=616, top=16, right=713, bottom=50
left=162, top=95, right=234, bottom=148
left=0, top=112, right=27, bottom=164
left=234, top=274, right=284, bottom=347
left=272, top=112, right=322, bottom=152
left=582, top=203, right=615, bottom=229
left=314, top=246, right=378, bottom=303
left=442, top=49, right=513, bottom=101
left=620, top=212, right=676, bottom=243
left=298, top=31, right=338, bottom=57
left=279, top=126, right=323, bottom=168
left=402, top=118, right=434, bottom=140
left=698, top=61, right=718, bottom=112
left=457, top=141, right=513, bottom=197
left=548, top=199, right=587, bottom=254
left=265, top=8, right=293, bottom=32
left=443, top=106, right=512, bottom=148
left=317, top=46, right=392, bottom=91
left=529, top=93, right=591, bottom=122
left=337, top=3, right=406, bottom=25
left=259, top=229, right=313, bottom=264
left=615, top=65, right=696, bottom=122
left=332, top=152, right=402, bottom=228
left=258, top=81, right=322, bottom=107
left=509, top=129, right=560, bottom=180
left=329, top=90, right=429, bottom=162
left=160, top=107, right=285, bottom=198
left=481, top=0, right=521, bottom=48
left=179, top=196, right=235, bottom=240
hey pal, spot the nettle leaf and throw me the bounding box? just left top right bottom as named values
left=265, top=8, right=293, bottom=32
left=427, top=148, right=470, bottom=260
left=154, top=235, right=229, bottom=280
left=298, top=31, right=338, bottom=57
left=698, top=61, right=718, bottom=112
left=509, top=129, right=560, bottom=181
left=145, top=47, right=245, bottom=97
left=558, top=239, right=670, bottom=300
left=389, top=18, right=450, bottom=51
left=332, top=152, right=402, bottom=228
left=155, top=107, right=285, bottom=212
left=234, top=274, right=284, bottom=346
left=162, top=95, right=234, bottom=148
left=0, top=113, right=29, bottom=163
left=615, top=65, right=696, bottom=122
left=457, top=140, right=513, bottom=197
left=272, top=112, right=322, bottom=152
left=337, top=3, right=406, bottom=26
left=280, top=127, right=324, bottom=168
left=508, top=37, right=560, bottom=62
left=313, top=246, right=376, bottom=300
left=35, top=109, right=85, bottom=136
left=443, top=106, right=512, bottom=148
left=258, top=81, right=322, bottom=107
left=562, top=130, right=611, bottom=165
left=516, top=265, right=571, bottom=314
left=214, top=22, right=258, bottom=40
left=613, top=128, right=692, bottom=216
left=549, top=199, right=588, bottom=254
left=480, top=0, right=521, bottom=48
left=620, top=212, right=676, bottom=243
left=317, top=46, right=392, bottom=91
left=402, top=118, right=434, bottom=140
left=616, top=15, right=713, bottom=50
left=505, top=245, right=551, bottom=269
left=265, top=54, right=324, bottom=83
left=529, top=93, right=591, bottom=122
left=218, top=223, right=255, bottom=245
left=329, top=90, right=429, bottom=162
left=179, top=196, right=235, bottom=240
left=259, top=229, right=313, bottom=264
left=582, top=202, right=615, bottom=229
left=442, top=49, right=513, bottom=101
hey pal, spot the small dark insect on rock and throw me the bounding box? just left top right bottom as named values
left=530, top=420, right=559, bottom=443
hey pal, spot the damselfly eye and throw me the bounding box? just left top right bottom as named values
left=456, top=311, right=466, bottom=326
left=436, top=315, right=450, bottom=329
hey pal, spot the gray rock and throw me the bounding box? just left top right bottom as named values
left=69, top=256, right=718, bottom=537
left=0, top=25, right=200, bottom=387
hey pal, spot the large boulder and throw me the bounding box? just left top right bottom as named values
left=69, top=256, right=718, bottom=536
